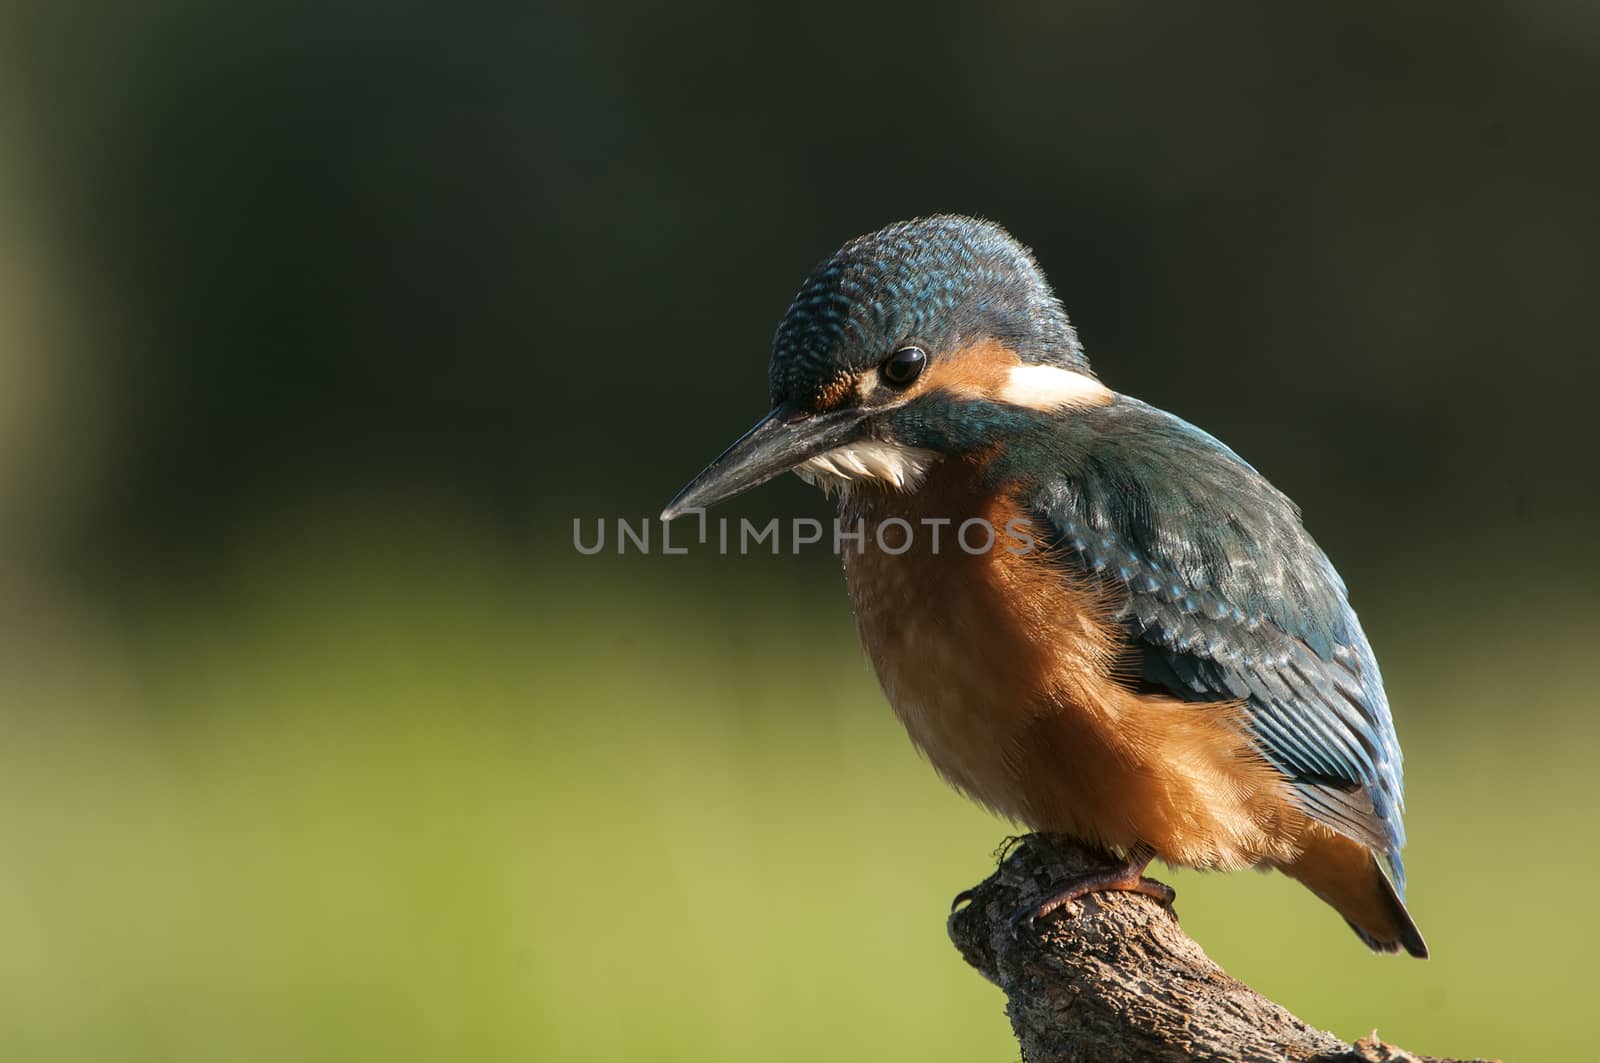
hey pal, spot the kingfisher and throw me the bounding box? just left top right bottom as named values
left=661, top=215, right=1426, bottom=957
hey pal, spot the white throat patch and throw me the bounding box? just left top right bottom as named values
left=794, top=441, right=939, bottom=498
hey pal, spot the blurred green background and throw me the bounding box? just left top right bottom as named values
left=1, top=2, right=1597, bottom=1060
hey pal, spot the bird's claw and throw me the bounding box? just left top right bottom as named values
left=1008, top=892, right=1072, bottom=931
left=1008, top=870, right=1177, bottom=934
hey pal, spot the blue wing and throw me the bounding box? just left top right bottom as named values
left=1012, top=398, right=1408, bottom=892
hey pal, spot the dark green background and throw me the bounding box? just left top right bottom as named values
left=0, top=2, right=1594, bottom=1059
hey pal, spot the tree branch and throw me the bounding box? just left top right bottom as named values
left=946, top=834, right=1490, bottom=1063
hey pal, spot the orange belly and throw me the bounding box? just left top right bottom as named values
left=841, top=459, right=1306, bottom=871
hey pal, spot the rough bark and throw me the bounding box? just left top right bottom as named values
left=946, top=835, right=1492, bottom=1063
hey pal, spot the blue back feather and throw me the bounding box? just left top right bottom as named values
left=996, top=398, right=1410, bottom=893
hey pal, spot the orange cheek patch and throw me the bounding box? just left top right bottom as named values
left=917, top=340, right=1114, bottom=411
left=806, top=341, right=1020, bottom=412
left=920, top=339, right=1025, bottom=401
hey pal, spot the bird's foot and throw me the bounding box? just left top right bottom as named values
left=1010, top=863, right=1177, bottom=930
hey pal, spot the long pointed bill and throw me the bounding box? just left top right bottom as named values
left=660, top=403, right=868, bottom=520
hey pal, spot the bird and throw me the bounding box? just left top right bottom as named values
left=661, top=215, right=1426, bottom=958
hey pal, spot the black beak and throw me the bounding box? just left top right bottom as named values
left=660, top=402, right=868, bottom=520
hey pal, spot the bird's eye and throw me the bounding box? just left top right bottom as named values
left=881, top=346, right=927, bottom=388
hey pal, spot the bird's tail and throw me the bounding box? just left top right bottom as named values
left=1278, top=823, right=1428, bottom=958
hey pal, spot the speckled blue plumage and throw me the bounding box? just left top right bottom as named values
left=991, top=400, right=1409, bottom=894
left=770, top=216, right=1088, bottom=406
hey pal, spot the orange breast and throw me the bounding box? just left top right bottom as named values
left=841, top=458, right=1306, bottom=871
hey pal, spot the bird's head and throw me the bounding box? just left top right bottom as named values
left=662, top=215, right=1112, bottom=519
